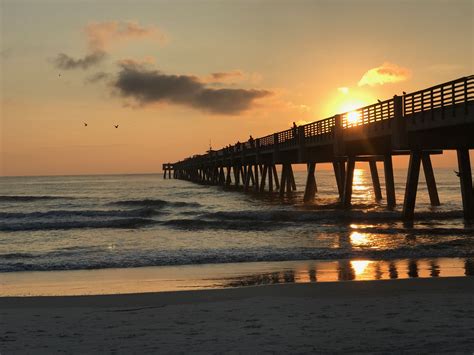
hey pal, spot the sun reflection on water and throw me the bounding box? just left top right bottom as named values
left=349, top=231, right=369, bottom=247
left=351, top=260, right=373, bottom=276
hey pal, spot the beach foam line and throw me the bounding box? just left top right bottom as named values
left=0, top=217, right=158, bottom=232
left=0, top=207, right=162, bottom=219
left=110, top=198, right=201, bottom=208
left=0, top=195, right=71, bottom=202
left=1, top=244, right=473, bottom=272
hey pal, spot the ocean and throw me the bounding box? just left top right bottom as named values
left=0, top=168, right=473, bottom=294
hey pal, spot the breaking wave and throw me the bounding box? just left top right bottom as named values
left=0, top=195, right=70, bottom=202
left=0, top=218, right=158, bottom=232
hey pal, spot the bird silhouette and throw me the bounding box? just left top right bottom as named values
left=403, top=91, right=407, bottom=95
left=83, top=122, right=88, bottom=127
left=454, top=170, right=460, bottom=177
left=59, top=73, right=61, bottom=77
left=114, top=125, right=119, bottom=128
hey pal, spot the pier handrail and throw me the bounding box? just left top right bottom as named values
left=173, top=76, right=473, bottom=164
left=404, top=75, right=473, bottom=116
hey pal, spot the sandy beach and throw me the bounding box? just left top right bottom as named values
left=1, top=277, right=473, bottom=354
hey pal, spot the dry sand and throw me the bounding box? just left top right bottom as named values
left=1, top=277, right=473, bottom=354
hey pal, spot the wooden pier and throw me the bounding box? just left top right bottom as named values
left=167, top=76, right=474, bottom=220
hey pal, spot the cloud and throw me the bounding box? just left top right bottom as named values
left=54, top=51, right=106, bottom=70
left=117, top=56, right=156, bottom=67
left=358, top=62, right=411, bottom=86
left=202, top=70, right=263, bottom=85
left=209, top=70, right=244, bottom=81
left=85, top=71, right=111, bottom=84
left=113, top=64, right=272, bottom=115
left=84, top=21, right=166, bottom=51
left=52, top=21, right=165, bottom=71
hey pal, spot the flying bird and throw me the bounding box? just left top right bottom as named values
left=58, top=73, right=61, bottom=77
left=83, top=122, right=88, bottom=127
left=114, top=125, right=119, bottom=128
left=454, top=170, right=460, bottom=177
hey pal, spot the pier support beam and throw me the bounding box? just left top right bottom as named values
left=369, top=160, right=383, bottom=201
left=225, top=166, right=232, bottom=186
left=254, top=164, right=260, bottom=192
left=280, top=164, right=295, bottom=196
left=403, top=151, right=422, bottom=221
left=272, top=165, right=280, bottom=190
left=268, top=165, right=274, bottom=192
left=289, top=165, right=297, bottom=191
left=260, top=165, right=268, bottom=192
left=279, top=164, right=287, bottom=196
left=457, top=148, right=474, bottom=220
left=342, top=157, right=356, bottom=208
left=421, top=153, right=440, bottom=206
left=333, top=161, right=345, bottom=200
left=304, top=163, right=317, bottom=202
left=286, top=165, right=292, bottom=194
left=384, top=155, right=396, bottom=208
left=233, top=165, right=240, bottom=186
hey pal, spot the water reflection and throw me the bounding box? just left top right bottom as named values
left=218, top=258, right=473, bottom=288
left=429, top=260, right=440, bottom=277
left=388, top=261, right=398, bottom=279
left=408, top=259, right=419, bottom=278
left=465, top=259, right=474, bottom=276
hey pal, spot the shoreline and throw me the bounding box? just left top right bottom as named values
left=1, top=257, right=472, bottom=297
left=1, top=277, right=473, bottom=353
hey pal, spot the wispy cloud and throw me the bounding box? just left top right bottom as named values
left=54, top=51, right=106, bottom=70
left=85, top=71, right=112, bottom=84
left=112, top=63, right=272, bottom=115
left=84, top=21, right=166, bottom=52
left=208, top=70, right=244, bottom=82
left=202, top=70, right=262, bottom=85
left=358, top=62, right=411, bottom=86
left=52, top=21, right=166, bottom=71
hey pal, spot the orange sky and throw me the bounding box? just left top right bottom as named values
left=1, top=0, right=472, bottom=176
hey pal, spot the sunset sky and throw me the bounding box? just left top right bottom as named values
left=1, top=0, right=472, bottom=176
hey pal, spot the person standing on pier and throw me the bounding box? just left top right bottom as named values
left=292, top=122, right=298, bottom=141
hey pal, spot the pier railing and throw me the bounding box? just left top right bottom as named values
left=174, top=76, right=473, bottom=165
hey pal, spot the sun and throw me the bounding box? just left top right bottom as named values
left=321, top=87, right=375, bottom=120
left=346, top=110, right=361, bottom=125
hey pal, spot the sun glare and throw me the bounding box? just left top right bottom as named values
left=351, top=260, right=373, bottom=276
left=346, top=111, right=361, bottom=125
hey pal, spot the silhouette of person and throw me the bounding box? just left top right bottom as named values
left=292, top=122, right=298, bottom=141
left=249, top=135, right=255, bottom=148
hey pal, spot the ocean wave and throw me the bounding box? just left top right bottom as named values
left=162, top=218, right=287, bottom=231
left=111, top=198, right=201, bottom=208
left=352, top=226, right=474, bottom=236
left=0, top=218, right=158, bottom=232
left=0, top=207, right=161, bottom=220
left=0, top=195, right=70, bottom=202
left=1, top=242, right=472, bottom=272
left=199, top=209, right=464, bottom=224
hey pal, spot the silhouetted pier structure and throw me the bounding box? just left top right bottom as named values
left=162, top=163, right=174, bottom=179
left=168, top=76, right=474, bottom=220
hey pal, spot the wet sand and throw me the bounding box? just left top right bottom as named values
left=1, top=277, right=473, bottom=353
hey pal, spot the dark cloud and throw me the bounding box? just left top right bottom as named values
left=53, top=51, right=106, bottom=70
left=85, top=71, right=111, bottom=84
left=210, top=70, right=243, bottom=81
left=113, top=65, right=271, bottom=114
